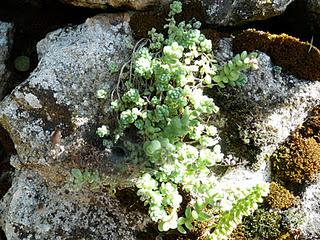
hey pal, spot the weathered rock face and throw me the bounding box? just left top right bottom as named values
left=0, top=21, right=13, bottom=100
left=61, top=0, right=168, bottom=10
left=0, top=13, right=147, bottom=239
left=213, top=39, right=320, bottom=164
left=202, top=0, right=294, bottom=26
left=300, top=176, right=320, bottom=239
left=0, top=169, right=145, bottom=240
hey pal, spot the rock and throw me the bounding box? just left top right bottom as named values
left=300, top=175, right=320, bottom=239
left=213, top=38, right=320, bottom=165
left=202, top=0, right=294, bottom=26
left=0, top=13, right=147, bottom=239
left=306, top=0, right=320, bottom=38
left=0, top=169, right=146, bottom=240
left=61, top=0, right=168, bottom=10
left=0, top=21, right=13, bottom=100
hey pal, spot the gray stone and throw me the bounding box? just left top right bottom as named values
left=213, top=39, right=320, bottom=164
left=300, top=175, right=320, bottom=239
left=0, top=13, right=147, bottom=239
left=202, top=0, right=294, bottom=26
left=0, top=21, right=13, bottom=100
left=0, top=169, right=146, bottom=240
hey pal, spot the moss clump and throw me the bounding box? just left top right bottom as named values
left=228, top=225, right=247, bottom=240
left=233, top=29, right=320, bottom=80
left=299, top=106, right=320, bottom=142
left=275, top=231, right=294, bottom=240
left=271, top=135, right=320, bottom=184
left=266, top=182, right=297, bottom=210
left=243, top=209, right=282, bottom=239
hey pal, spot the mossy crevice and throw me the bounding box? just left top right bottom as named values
left=233, top=29, right=320, bottom=80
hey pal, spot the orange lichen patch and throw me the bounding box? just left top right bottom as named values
left=266, top=182, right=297, bottom=210
left=271, top=134, right=320, bottom=184
left=233, top=29, right=320, bottom=80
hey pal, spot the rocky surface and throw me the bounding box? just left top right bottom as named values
left=202, top=0, right=294, bottom=26
left=0, top=5, right=320, bottom=239
left=0, top=21, right=13, bottom=100
left=0, top=169, right=145, bottom=240
left=0, top=13, right=147, bottom=239
left=61, top=0, right=169, bottom=10
left=213, top=39, right=320, bottom=165
left=300, top=175, right=320, bottom=239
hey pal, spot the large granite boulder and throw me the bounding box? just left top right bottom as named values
left=0, top=13, right=147, bottom=240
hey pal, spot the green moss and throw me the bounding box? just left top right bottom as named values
left=243, top=208, right=282, bottom=239
left=271, top=134, right=320, bottom=184
left=266, top=182, right=297, bottom=210
left=275, top=231, right=294, bottom=240
left=233, top=29, right=320, bottom=80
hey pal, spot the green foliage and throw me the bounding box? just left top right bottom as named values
left=208, top=183, right=269, bottom=240
left=96, top=89, right=108, bottom=99
left=69, top=168, right=101, bottom=191
left=97, top=1, right=264, bottom=239
left=213, top=51, right=258, bottom=88
left=14, top=55, right=30, bottom=72
left=96, top=125, right=110, bottom=138
left=108, top=61, right=120, bottom=74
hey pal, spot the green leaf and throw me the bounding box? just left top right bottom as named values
left=177, top=225, right=187, bottom=234
left=191, top=210, right=199, bottom=219
left=185, top=220, right=193, bottom=230
left=185, top=207, right=192, bottom=219
left=71, top=168, right=82, bottom=179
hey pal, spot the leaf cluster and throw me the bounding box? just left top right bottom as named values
left=68, top=168, right=101, bottom=191
left=97, top=1, right=265, bottom=239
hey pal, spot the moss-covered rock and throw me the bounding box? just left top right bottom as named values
left=266, top=182, right=297, bottom=210
left=233, top=29, right=320, bottom=81
left=271, top=135, right=320, bottom=184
